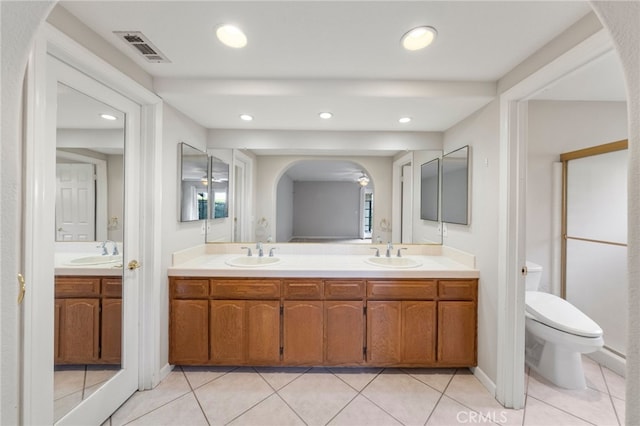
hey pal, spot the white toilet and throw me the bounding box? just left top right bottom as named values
left=524, top=261, right=604, bottom=389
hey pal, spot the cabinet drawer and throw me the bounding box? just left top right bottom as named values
left=211, top=279, right=281, bottom=299
left=102, top=277, right=122, bottom=297
left=324, top=280, right=365, bottom=300
left=367, top=280, right=437, bottom=300
left=55, top=277, right=101, bottom=297
left=171, top=278, right=210, bottom=298
left=283, top=280, right=323, bottom=299
left=438, top=280, right=477, bottom=300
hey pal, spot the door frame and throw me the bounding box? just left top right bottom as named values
left=22, top=23, right=162, bottom=425
left=392, top=152, right=413, bottom=243
left=495, top=27, right=613, bottom=408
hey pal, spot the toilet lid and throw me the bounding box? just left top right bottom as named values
left=525, top=291, right=603, bottom=338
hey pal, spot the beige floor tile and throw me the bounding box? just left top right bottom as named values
left=54, top=367, right=86, bottom=400
left=403, top=367, right=456, bottom=393
left=328, top=394, right=402, bottom=426
left=445, top=371, right=524, bottom=425
left=181, top=365, right=235, bottom=390
left=100, top=417, right=111, bottom=426
left=602, top=367, right=626, bottom=401
left=612, top=396, right=625, bottom=425
left=278, top=367, right=358, bottom=426
left=361, top=369, right=441, bottom=425
left=126, top=393, right=208, bottom=426
left=527, top=371, right=619, bottom=426
left=110, top=371, right=192, bottom=426
left=54, top=390, right=83, bottom=423
left=228, top=393, right=305, bottom=426
left=329, top=367, right=383, bottom=391
left=523, top=396, right=592, bottom=426
left=582, top=356, right=609, bottom=394
left=427, top=395, right=495, bottom=426
left=255, top=366, right=310, bottom=390
left=195, top=368, right=275, bottom=425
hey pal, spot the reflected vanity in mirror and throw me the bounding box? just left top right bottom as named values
left=420, top=158, right=440, bottom=222
left=179, top=143, right=209, bottom=222
left=54, top=83, right=125, bottom=421
left=441, top=145, right=470, bottom=225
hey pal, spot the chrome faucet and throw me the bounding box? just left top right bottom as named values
left=397, top=247, right=408, bottom=257
left=99, top=240, right=119, bottom=256
left=241, top=246, right=253, bottom=256
left=385, top=242, right=393, bottom=258
left=256, top=242, right=264, bottom=257
left=370, top=247, right=380, bottom=257
left=269, top=247, right=277, bottom=257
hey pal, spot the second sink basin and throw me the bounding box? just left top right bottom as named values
left=365, top=256, right=421, bottom=269
left=226, top=256, right=281, bottom=267
left=67, top=255, right=123, bottom=266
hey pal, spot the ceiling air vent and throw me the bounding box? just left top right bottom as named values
left=113, top=31, right=171, bottom=63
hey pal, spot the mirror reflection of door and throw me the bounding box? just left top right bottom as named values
left=54, top=82, right=125, bottom=422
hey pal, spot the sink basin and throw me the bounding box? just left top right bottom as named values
left=365, top=257, right=422, bottom=269
left=67, top=255, right=123, bottom=266
left=226, top=256, right=281, bottom=267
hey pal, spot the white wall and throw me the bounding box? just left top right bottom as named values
left=276, top=174, right=294, bottom=242
left=292, top=181, right=362, bottom=239
left=443, top=99, right=501, bottom=385
left=106, top=154, right=124, bottom=241
left=526, top=100, right=628, bottom=291
left=159, top=104, right=209, bottom=366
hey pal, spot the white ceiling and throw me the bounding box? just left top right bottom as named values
left=58, top=0, right=627, bottom=134
left=57, top=1, right=626, bottom=180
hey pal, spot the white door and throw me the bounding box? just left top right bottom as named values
left=55, top=163, right=96, bottom=241
left=23, top=50, right=141, bottom=425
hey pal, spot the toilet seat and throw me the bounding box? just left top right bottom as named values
left=525, top=291, right=602, bottom=338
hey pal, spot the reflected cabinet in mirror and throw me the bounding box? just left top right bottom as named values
left=179, top=143, right=209, bottom=222
left=441, top=146, right=469, bottom=225
left=420, top=158, right=439, bottom=222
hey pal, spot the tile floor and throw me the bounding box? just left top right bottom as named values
left=81, top=356, right=624, bottom=426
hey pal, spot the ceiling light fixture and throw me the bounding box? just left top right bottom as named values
left=399, top=117, right=412, bottom=124
left=100, top=113, right=117, bottom=120
left=357, top=172, right=370, bottom=187
left=319, top=112, right=333, bottom=119
left=401, top=26, right=437, bottom=51
left=216, top=24, right=247, bottom=48
left=240, top=114, right=253, bottom=121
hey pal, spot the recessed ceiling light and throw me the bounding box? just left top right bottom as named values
left=216, top=24, right=247, bottom=48
left=399, top=117, right=412, bottom=124
left=240, top=114, right=253, bottom=121
left=401, top=26, right=437, bottom=51
left=100, top=113, right=117, bottom=121
left=319, top=112, right=333, bottom=119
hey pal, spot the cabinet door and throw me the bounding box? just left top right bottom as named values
left=283, top=301, right=323, bottom=365
left=402, top=301, right=436, bottom=364
left=246, top=301, right=281, bottom=365
left=101, top=298, right=122, bottom=363
left=366, top=301, right=401, bottom=364
left=60, top=298, right=100, bottom=363
left=325, top=301, right=364, bottom=365
left=170, top=299, right=209, bottom=364
left=437, top=301, right=476, bottom=366
left=210, top=300, right=245, bottom=365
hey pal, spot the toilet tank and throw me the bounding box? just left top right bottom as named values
left=525, top=261, right=543, bottom=291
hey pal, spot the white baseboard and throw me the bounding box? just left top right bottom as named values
left=157, top=363, right=174, bottom=387
left=471, top=365, right=497, bottom=397
left=587, top=348, right=626, bottom=377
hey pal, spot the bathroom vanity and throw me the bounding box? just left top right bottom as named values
left=168, top=244, right=479, bottom=368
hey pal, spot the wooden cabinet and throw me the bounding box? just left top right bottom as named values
left=168, top=276, right=477, bottom=368
left=54, top=276, right=122, bottom=365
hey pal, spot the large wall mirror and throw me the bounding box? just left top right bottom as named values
left=441, top=145, right=470, bottom=225
left=54, top=83, right=125, bottom=421
left=179, top=143, right=208, bottom=222
left=420, top=158, right=440, bottom=222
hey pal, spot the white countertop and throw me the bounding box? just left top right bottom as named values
left=55, top=242, right=123, bottom=277
left=168, top=244, right=479, bottom=279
